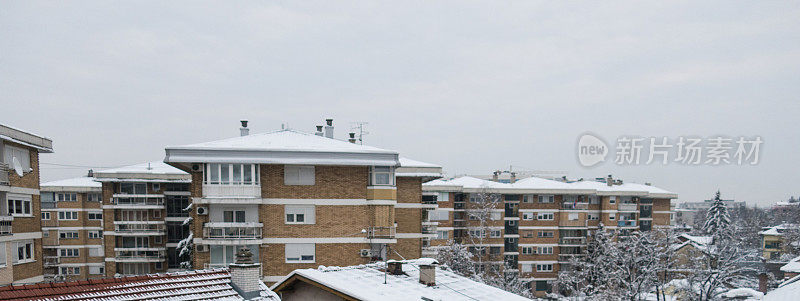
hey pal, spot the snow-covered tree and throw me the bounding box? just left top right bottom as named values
left=464, top=185, right=502, bottom=272
left=483, top=261, right=534, bottom=299
left=557, top=223, right=620, bottom=298
left=613, top=232, right=660, bottom=301
left=177, top=202, right=194, bottom=269
left=435, top=241, right=476, bottom=277
left=703, top=191, right=732, bottom=242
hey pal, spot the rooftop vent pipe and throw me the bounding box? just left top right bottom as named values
left=87, top=169, right=94, bottom=177
left=315, top=126, right=324, bottom=136
left=418, top=259, right=438, bottom=286
left=324, top=119, right=334, bottom=138
left=387, top=260, right=404, bottom=275
left=240, top=120, right=249, bottom=136
left=348, top=132, right=357, bottom=143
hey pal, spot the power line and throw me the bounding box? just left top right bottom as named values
left=40, top=162, right=123, bottom=169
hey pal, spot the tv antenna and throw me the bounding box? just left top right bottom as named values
left=350, top=122, right=369, bottom=145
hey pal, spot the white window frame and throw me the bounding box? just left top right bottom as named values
left=537, top=213, right=554, bottom=220
left=429, top=210, right=449, bottom=221
left=609, top=213, right=616, bottom=220
left=588, top=213, right=599, bottom=220
left=60, top=267, right=80, bottom=275
left=522, top=212, right=534, bottom=220
left=538, top=231, right=554, bottom=238
left=568, top=213, right=579, bottom=221
left=536, top=264, right=554, bottom=272
left=521, top=246, right=533, bottom=254
left=13, top=240, right=34, bottom=264
left=285, top=205, right=315, bottom=224
left=57, top=193, right=77, bottom=202
left=523, top=195, right=534, bottom=203
left=369, top=166, right=395, bottom=186
left=88, top=231, right=102, bottom=239
left=436, top=230, right=449, bottom=240
left=58, top=211, right=79, bottom=220
left=490, top=230, right=502, bottom=238
left=521, top=263, right=533, bottom=273
left=87, top=193, right=101, bottom=202
left=537, top=246, right=554, bottom=254
left=284, top=165, right=315, bottom=186
left=60, top=248, right=80, bottom=257
left=204, top=163, right=260, bottom=185
left=88, top=212, right=103, bottom=220
left=285, top=243, right=315, bottom=263
left=609, top=196, right=616, bottom=204
left=7, top=194, right=32, bottom=217
left=59, top=231, right=79, bottom=239
left=89, top=266, right=104, bottom=275
left=41, top=212, right=51, bottom=220
left=0, top=242, right=6, bottom=268
left=538, top=195, right=554, bottom=203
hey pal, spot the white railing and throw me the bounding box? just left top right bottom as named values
left=203, top=222, right=263, bottom=239
left=202, top=185, right=261, bottom=198
left=367, top=226, right=396, bottom=239
left=115, top=249, right=166, bottom=262
left=618, top=203, right=638, bottom=211
left=114, top=223, right=166, bottom=234
left=112, top=195, right=164, bottom=206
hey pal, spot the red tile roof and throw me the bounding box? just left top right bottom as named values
left=0, top=269, right=242, bottom=301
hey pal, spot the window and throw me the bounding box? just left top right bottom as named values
left=154, top=236, right=162, bottom=244
left=166, top=195, right=190, bottom=217
left=4, top=145, right=30, bottom=171
left=151, top=183, right=160, bottom=192
left=223, top=210, right=246, bottom=223
left=120, top=183, right=147, bottom=194
left=87, top=193, right=101, bottom=202
left=588, top=195, right=599, bottom=204
left=13, top=241, right=33, bottom=264
left=538, top=246, right=554, bottom=254
left=521, top=246, right=533, bottom=254
left=490, top=246, right=502, bottom=255
left=490, top=212, right=502, bottom=220
left=538, top=231, right=554, bottom=238
left=43, top=231, right=49, bottom=238
left=88, top=212, right=103, bottom=220
left=469, top=194, right=481, bottom=203
left=60, top=248, right=79, bottom=257
left=468, top=213, right=479, bottom=221
left=537, top=264, right=554, bottom=272
left=7, top=194, right=32, bottom=216
left=118, top=210, right=148, bottom=221
left=285, top=243, right=315, bottom=263
left=468, top=230, right=486, bottom=238
left=537, top=213, right=554, bottom=220
left=588, top=213, right=599, bottom=220
left=523, top=231, right=534, bottom=238
left=59, top=231, right=79, bottom=239
left=438, top=192, right=449, bottom=202
left=41, top=212, right=50, bottom=220
left=522, top=264, right=533, bottom=273
left=285, top=205, right=315, bottom=224
left=523, top=195, right=534, bottom=203
left=57, top=193, right=77, bottom=202
left=89, top=247, right=103, bottom=257
left=538, top=195, right=554, bottom=203
left=89, top=266, right=104, bottom=275
left=284, top=165, right=315, bottom=185
left=369, top=166, right=394, bottom=186
left=88, top=231, right=102, bottom=239
left=609, top=213, right=616, bottom=220
left=428, top=210, right=449, bottom=221
left=490, top=230, right=502, bottom=238
left=609, top=196, right=616, bottom=204
left=522, top=212, right=534, bottom=220
left=568, top=213, right=579, bottom=221
left=60, top=267, right=80, bottom=275
left=204, top=163, right=261, bottom=185
left=58, top=211, right=79, bottom=220
left=436, top=230, right=449, bottom=240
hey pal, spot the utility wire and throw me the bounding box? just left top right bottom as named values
left=40, top=162, right=122, bottom=168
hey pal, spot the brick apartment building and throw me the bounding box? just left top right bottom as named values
left=163, top=120, right=441, bottom=283
left=40, top=175, right=104, bottom=281
left=422, top=175, right=676, bottom=296
left=93, top=162, right=191, bottom=276
left=0, top=124, right=53, bottom=284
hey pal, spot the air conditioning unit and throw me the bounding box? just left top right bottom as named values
left=360, top=249, right=372, bottom=258
left=191, top=164, right=202, bottom=172
left=196, top=244, right=209, bottom=252
left=197, top=207, right=209, bottom=215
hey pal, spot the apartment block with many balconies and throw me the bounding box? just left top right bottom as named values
left=164, top=120, right=438, bottom=284
left=0, top=124, right=53, bottom=284
left=94, top=162, right=191, bottom=276
left=422, top=174, right=676, bottom=297
left=40, top=174, right=104, bottom=282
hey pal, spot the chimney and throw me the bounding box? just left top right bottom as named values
left=492, top=171, right=499, bottom=181
left=87, top=169, right=94, bottom=177
left=418, top=258, right=438, bottom=286
left=606, top=174, right=613, bottom=187
left=315, top=125, right=324, bottom=136
left=240, top=120, right=249, bottom=136
left=509, top=172, right=516, bottom=184
left=758, top=272, right=768, bottom=293
left=387, top=260, right=404, bottom=275
left=324, top=119, right=334, bottom=138
left=348, top=132, right=357, bottom=143
left=229, top=248, right=261, bottom=299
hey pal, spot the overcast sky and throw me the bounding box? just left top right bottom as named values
left=2, top=1, right=799, bottom=206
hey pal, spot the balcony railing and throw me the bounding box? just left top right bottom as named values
left=0, top=163, right=9, bottom=185
left=44, top=256, right=60, bottom=267
left=558, top=254, right=587, bottom=262
left=0, top=219, right=11, bottom=235
left=504, top=209, right=519, bottom=218
left=114, top=222, right=166, bottom=235
left=112, top=196, right=164, bottom=206
left=561, top=202, right=588, bottom=210
left=366, top=226, right=396, bottom=239
left=422, top=225, right=437, bottom=235
left=618, top=203, right=638, bottom=212
left=559, top=237, right=587, bottom=245
left=202, top=184, right=261, bottom=198
left=203, top=222, right=263, bottom=239
left=618, top=220, right=637, bottom=227
left=114, top=248, right=166, bottom=262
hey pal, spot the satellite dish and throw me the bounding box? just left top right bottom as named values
left=12, top=157, right=23, bottom=177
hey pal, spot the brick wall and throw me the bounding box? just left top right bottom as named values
left=262, top=165, right=368, bottom=199
left=392, top=238, right=421, bottom=260
left=6, top=142, right=40, bottom=190
left=264, top=205, right=371, bottom=237
left=262, top=243, right=372, bottom=276
left=396, top=178, right=421, bottom=203
left=395, top=208, right=421, bottom=233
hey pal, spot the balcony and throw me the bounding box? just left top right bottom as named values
left=0, top=217, right=12, bottom=235
left=44, top=256, right=60, bottom=267
left=618, top=220, right=637, bottom=227
left=561, top=202, right=588, bottom=210
left=422, top=195, right=438, bottom=205
left=111, top=195, right=164, bottom=208
left=618, top=203, right=638, bottom=212
left=366, top=226, right=396, bottom=239
left=454, top=202, right=466, bottom=210
left=202, top=184, right=260, bottom=198
left=422, top=225, right=437, bottom=235
left=559, top=237, right=587, bottom=245
left=558, top=254, right=587, bottom=262
left=0, top=163, right=8, bottom=185
left=114, top=222, right=166, bottom=236
left=114, top=248, right=166, bottom=262
left=203, top=222, right=263, bottom=239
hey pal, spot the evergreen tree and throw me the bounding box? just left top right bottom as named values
left=703, top=190, right=732, bottom=242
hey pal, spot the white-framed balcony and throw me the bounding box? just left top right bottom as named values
left=367, top=226, right=396, bottom=239
left=0, top=217, right=12, bottom=236
left=108, top=195, right=165, bottom=209
left=559, top=237, right=587, bottom=246
left=114, top=248, right=166, bottom=262
left=561, top=202, right=588, bottom=210
left=203, top=222, right=263, bottom=240
left=618, top=203, right=638, bottom=212
left=43, top=256, right=60, bottom=267
left=114, top=221, right=166, bottom=236
left=202, top=184, right=261, bottom=198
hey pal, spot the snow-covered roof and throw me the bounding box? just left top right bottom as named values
left=165, top=129, right=399, bottom=166
left=679, top=234, right=713, bottom=246
left=759, top=224, right=797, bottom=236
left=94, top=161, right=190, bottom=182
left=271, top=258, right=529, bottom=301
left=423, top=175, right=676, bottom=197
left=0, top=269, right=278, bottom=301
left=780, top=256, right=800, bottom=273
left=396, top=157, right=443, bottom=179
left=0, top=123, right=53, bottom=153
left=41, top=177, right=101, bottom=192
left=722, top=288, right=763, bottom=299
left=766, top=274, right=800, bottom=301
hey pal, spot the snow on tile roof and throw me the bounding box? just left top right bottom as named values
left=41, top=177, right=101, bottom=188
left=758, top=224, right=797, bottom=236
left=0, top=269, right=277, bottom=301
left=780, top=256, right=800, bottom=273
left=399, top=158, right=440, bottom=168
left=423, top=176, right=675, bottom=197
left=272, top=259, right=529, bottom=301
left=171, top=129, right=396, bottom=154
left=679, top=234, right=713, bottom=246
left=766, top=274, right=800, bottom=300
left=96, top=161, right=188, bottom=176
